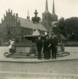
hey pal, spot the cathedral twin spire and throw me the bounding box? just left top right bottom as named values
left=52, top=0, right=55, bottom=15
left=45, top=0, right=56, bottom=15
left=45, top=0, right=49, bottom=13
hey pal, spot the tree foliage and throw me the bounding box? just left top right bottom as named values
left=57, top=17, right=78, bottom=41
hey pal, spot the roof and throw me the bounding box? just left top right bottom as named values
left=32, top=29, right=40, bottom=36
left=32, top=23, right=47, bottom=31
left=17, top=17, right=47, bottom=31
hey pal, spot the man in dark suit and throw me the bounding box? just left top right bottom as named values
left=36, top=35, right=43, bottom=59
left=50, top=34, right=58, bottom=59
left=43, top=35, right=50, bottom=59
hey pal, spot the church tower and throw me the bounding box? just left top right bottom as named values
left=42, top=0, right=52, bottom=33
left=51, top=0, right=58, bottom=21
left=42, top=0, right=58, bottom=37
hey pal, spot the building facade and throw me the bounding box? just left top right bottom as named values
left=0, top=9, right=47, bottom=45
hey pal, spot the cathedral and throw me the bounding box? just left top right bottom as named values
left=0, top=0, right=58, bottom=45
left=42, top=0, right=58, bottom=37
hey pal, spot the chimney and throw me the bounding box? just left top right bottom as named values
left=6, top=11, right=7, bottom=15
left=13, top=13, right=16, bottom=19
left=16, top=13, right=18, bottom=18
left=4, top=14, right=5, bottom=19
left=11, top=10, right=12, bottom=15
left=27, top=11, right=30, bottom=20
left=8, top=9, right=10, bottom=12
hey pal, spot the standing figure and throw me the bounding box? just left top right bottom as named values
left=43, top=35, right=50, bottom=59
left=50, top=34, right=58, bottom=59
left=8, top=39, right=16, bottom=54
left=36, top=35, right=43, bottom=59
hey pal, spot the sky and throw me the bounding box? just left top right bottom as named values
left=0, top=0, right=78, bottom=22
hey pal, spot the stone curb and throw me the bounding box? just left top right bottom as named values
left=0, top=58, right=78, bottom=63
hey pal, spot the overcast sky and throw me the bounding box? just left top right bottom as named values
left=0, top=0, right=78, bottom=21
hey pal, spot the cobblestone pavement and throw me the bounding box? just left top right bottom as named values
left=0, top=60, right=78, bottom=79
left=0, top=47, right=78, bottom=79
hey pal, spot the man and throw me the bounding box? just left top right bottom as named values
left=50, top=34, right=58, bottom=59
left=36, top=35, right=43, bottom=59
left=43, top=35, right=50, bottom=59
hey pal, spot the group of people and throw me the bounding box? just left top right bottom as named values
left=8, top=34, right=58, bottom=59
left=36, top=34, right=58, bottom=59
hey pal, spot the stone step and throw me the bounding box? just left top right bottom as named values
left=4, top=52, right=70, bottom=58
left=3, top=76, right=78, bottom=79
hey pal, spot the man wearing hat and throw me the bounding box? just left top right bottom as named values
left=50, top=33, right=58, bottom=59
left=43, top=35, right=51, bottom=59
left=36, top=35, right=43, bottom=59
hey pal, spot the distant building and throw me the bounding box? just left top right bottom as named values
left=0, top=9, right=47, bottom=44
left=42, top=0, right=58, bottom=37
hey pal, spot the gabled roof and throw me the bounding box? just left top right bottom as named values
left=17, top=17, right=47, bottom=31
left=17, top=17, right=33, bottom=29
left=32, top=23, right=47, bottom=31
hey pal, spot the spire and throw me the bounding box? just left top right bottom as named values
left=27, top=10, right=30, bottom=20
left=52, top=0, right=55, bottom=15
left=45, top=0, right=49, bottom=13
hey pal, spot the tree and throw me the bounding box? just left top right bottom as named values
left=57, top=17, right=78, bottom=41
